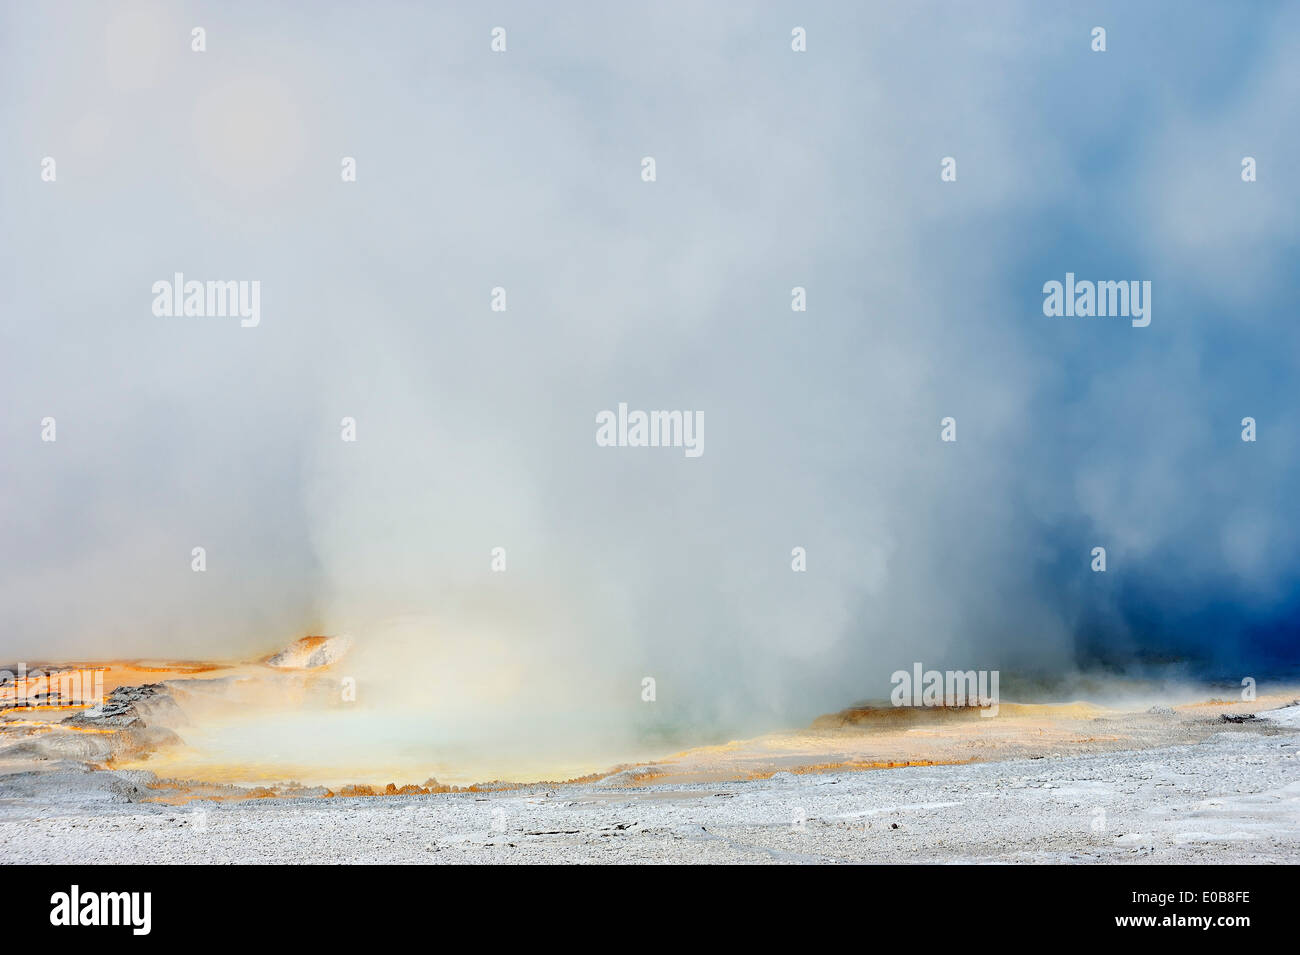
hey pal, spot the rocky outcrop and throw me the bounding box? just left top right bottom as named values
left=63, top=683, right=181, bottom=729
left=265, top=634, right=352, bottom=669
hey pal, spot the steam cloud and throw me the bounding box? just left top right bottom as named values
left=2, top=1, right=1298, bottom=744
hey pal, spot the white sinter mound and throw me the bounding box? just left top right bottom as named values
left=265, top=635, right=352, bottom=670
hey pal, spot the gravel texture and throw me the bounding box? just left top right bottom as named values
left=1, top=710, right=1295, bottom=864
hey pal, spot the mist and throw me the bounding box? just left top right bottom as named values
left=2, top=1, right=1299, bottom=745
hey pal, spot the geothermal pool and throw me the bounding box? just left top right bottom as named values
left=117, top=705, right=676, bottom=789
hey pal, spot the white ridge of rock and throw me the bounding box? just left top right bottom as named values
left=1257, top=702, right=1300, bottom=726
left=265, top=634, right=353, bottom=669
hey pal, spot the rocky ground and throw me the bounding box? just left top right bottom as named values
left=1, top=706, right=1295, bottom=864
